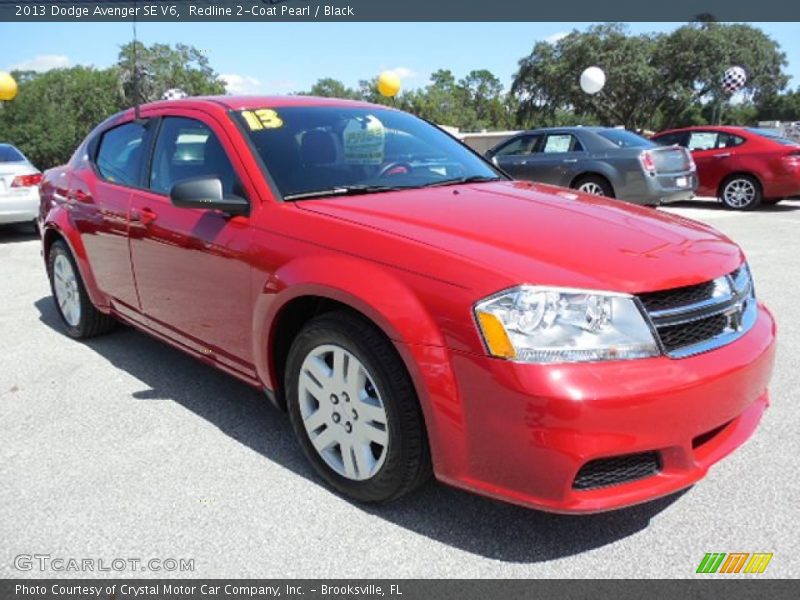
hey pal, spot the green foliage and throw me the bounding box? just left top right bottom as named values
left=757, top=89, right=800, bottom=121
left=117, top=42, right=226, bottom=103
left=0, top=67, right=124, bottom=169
left=0, top=43, right=226, bottom=169
left=512, top=22, right=789, bottom=131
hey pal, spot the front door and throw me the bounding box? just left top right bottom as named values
left=129, top=114, right=255, bottom=371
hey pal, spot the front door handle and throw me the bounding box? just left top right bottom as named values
left=714, top=152, right=732, bottom=158
left=132, top=207, right=158, bottom=225
left=562, top=159, right=578, bottom=163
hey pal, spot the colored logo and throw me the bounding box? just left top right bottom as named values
left=696, top=552, right=773, bottom=574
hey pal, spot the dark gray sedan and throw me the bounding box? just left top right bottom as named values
left=485, top=127, right=698, bottom=206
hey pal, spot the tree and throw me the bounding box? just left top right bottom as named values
left=756, top=89, right=800, bottom=122
left=0, top=67, right=125, bottom=169
left=511, top=23, right=789, bottom=131
left=304, top=78, right=360, bottom=99
left=656, top=22, right=788, bottom=127
left=117, top=42, right=226, bottom=103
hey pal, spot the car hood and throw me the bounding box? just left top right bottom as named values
left=297, top=180, right=743, bottom=293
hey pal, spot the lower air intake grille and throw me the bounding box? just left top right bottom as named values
left=573, top=451, right=661, bottom=491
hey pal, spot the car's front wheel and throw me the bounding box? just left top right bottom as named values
left=285, top=311, right=431, bottom=503
left=719, top=175, right=762, bottom=210
left=47, top=240, right=116, bottom=338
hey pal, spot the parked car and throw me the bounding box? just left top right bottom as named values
left=652, top=126, right=800, bottom=210
left=0, top=143, right=42, bottom=228
left=485, top=127, right=697, bottom=206
left=39, top=97, right=775, bottom=513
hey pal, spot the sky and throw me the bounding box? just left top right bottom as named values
left=2, top=22, right=800, bottom=94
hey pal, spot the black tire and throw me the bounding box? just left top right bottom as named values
left=719, top=175, right=762, bottom=211
left=47, top=240, right=116, bottom=339
left=572, top=174, right=615, bottom=198
left=285, top=310, right=431, bottom=503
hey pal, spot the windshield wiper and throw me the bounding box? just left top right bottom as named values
left=283, top=185, right=407, bottom=201
left=421, top=175, right=503, bottom=188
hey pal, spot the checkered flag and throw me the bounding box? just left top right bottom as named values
left=722, top=66, right=747, bottom=94
left=162, top=88, right=188, bottom=101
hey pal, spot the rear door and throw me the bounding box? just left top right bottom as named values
left=685, top=130, right=740, bottom=195
left=522, top=132, right=586, bottom=186
left=70, top=120, right=150, bottom=309
left=128, top=112, right=255, bottom=371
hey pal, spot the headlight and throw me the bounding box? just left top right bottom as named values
left=474, top=286, right=660, bottom=363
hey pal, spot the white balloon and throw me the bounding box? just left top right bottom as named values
left=580, top=66, right=606, bottom=95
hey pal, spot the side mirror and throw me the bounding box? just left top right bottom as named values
left=484, top=149, right=495, bottom=159
left=170, top=177, right=249, bottom=216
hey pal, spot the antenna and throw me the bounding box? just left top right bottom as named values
left=132, top=0, right=142, bottom=121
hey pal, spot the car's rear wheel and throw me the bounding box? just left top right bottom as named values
left=719, top=175, right=762, bottom=210
left=285, top=311, right=431, bottom=503
left=47, top=240, right=116, bottom=338
left=572, top=175, right=614, bottom=197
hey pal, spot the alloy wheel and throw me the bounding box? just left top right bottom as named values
left=722, top=178, right=756, bottom=208
left=578, top=181, right=605, bottom=196
left=52, top=254, right=81, bottom=327
left=297, top=344, right=389, bottom=481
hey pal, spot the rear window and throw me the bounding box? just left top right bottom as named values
left=596, top=130, right=653, bottom=148
left=0, top=145, right=26, bottom=163
left=95, top=122, right=146, bottom=186
left=746, top=128, right=799, bottom=146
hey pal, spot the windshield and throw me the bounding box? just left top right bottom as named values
left=746, top=128, right=799, bottom=146
left=596, top=129, right=654, bottom=148
left=233, top=106, right=503, bottom=199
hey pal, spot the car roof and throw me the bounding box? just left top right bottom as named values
left=137, top=95, right=390, bottom=112
left=655, top=125, right=751, bottom=135
left=521, top=126, right=611, bottom=134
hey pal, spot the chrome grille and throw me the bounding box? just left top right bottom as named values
left=638, top=265, right=757, bottom=358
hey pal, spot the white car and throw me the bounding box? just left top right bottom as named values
left=0, top=144, right=42, bottom=227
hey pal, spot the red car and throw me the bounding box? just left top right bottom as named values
left=653, top=125, right=800, bottom=210
left=39, top=96, right=776, bottom=513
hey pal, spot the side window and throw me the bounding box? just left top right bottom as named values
left=542, top=134, right=583, bottom=153
left=717, top=133, right=745, bottom=149
left=95, top=123, right=146, bottom=186
left=149, top=117, right=238, bottom=196
left=494, top=135, right=538, bottom=157
left=654, top=133, right=684, bottom=147
left=687, top=132, right=719, bottom=152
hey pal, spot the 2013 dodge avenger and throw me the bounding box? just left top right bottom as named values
left=38, top=96, right=776, bottom=513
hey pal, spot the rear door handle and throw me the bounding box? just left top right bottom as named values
left=714, top=152, right=732, bottom=158
left=132, top=207, right=158, bottom=225
left=562, top=159, right=578, bottom=163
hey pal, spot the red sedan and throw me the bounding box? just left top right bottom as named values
left=653, top=125, right=800, bottom=210
left=39, top=96, right=776, bottom=513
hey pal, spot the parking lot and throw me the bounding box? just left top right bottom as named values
left=1, top=198, right=798, bottom=579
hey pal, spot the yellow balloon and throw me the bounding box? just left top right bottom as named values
left=0, top=71, right=18, bottom=101
left=377, top=71, right=401, bottom=98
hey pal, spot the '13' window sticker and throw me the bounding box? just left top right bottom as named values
left=241, top=109, right=284, bottom=130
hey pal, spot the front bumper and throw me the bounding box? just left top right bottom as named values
left=431, top=303, right=776, bottom=513
left=0, top=187, right=39, bottom=224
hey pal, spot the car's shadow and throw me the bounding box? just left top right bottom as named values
left=0, top=223, right=38, bottom=244
left=34, top=296, right=685, bottom=563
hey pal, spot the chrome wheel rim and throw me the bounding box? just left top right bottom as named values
left=297, top=344, right=389, bottom=481
left=53, top=254, right=81, bottom=327
left=578, top=181, right=605, bottom=196
left=723, top=179, right=756, bottom=208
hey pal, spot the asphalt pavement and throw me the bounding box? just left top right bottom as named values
left=1, top=198, right=798, bottom=578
